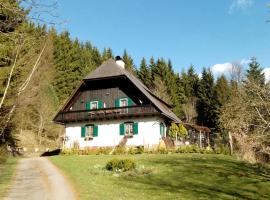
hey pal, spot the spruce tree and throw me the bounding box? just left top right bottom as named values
left=196, top=68, right=219, bottom=129
left=214, top=75, right=230, bottom=106
left=246, top=57, right=265, bottom=86
left=137, top=57, right=151, bottom=87
left=102, top=48, right=113, bottom=61
left=122, top=49, right=135, bottom=73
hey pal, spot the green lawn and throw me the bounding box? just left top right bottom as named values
left=0, top=157, right=18, bottom=198
left=50, top=154, right=270, bottom=200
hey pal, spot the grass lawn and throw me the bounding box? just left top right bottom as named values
left=0, top=157, right=18, bottom=198
left=50, top=154, right=270, bottom=200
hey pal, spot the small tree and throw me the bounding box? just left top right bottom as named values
left=168, top=123, right=188, bottom=141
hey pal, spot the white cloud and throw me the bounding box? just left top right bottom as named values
left=229, top=0, right=253, bottom=13
left=239, top=58, right=250, bottom=65
left=211, top=58, right=250, bottom=77
left=211, top=62, right=233, bottom=75
left=262, top=68, right=270, bottom=82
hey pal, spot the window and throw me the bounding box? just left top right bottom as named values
left=125, top=123, right=133, bottom=136
left=120, top=122, right=138, bottom=136
left=81, top=125, right=98, bottom=138
left=120, top=98, right=128, bottom=107
left=86, top=125, right=94, bottom=138
left=90, top=101, right=98, bottom=110
left=160, top=123, right=165, bottom=137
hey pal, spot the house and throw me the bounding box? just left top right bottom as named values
left=53, top=56, right=181, bottom=149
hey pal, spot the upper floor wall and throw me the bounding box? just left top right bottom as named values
left=65, top=76, right=151, bottom=112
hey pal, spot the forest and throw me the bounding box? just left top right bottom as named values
left=0, top=0, right=269, bottom=162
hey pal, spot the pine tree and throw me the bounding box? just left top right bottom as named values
left=102, top=48, right=113, bottom=61
left=137, top=57, right=151, bottom=87
left=164, top=60, right=185, bottom=117
left=122, top=49, right=135, bottom=73
left=196, top=68, right=219, bottom=129
left=246, top=57, right=265, bottom=86
left=214, top=75, right=230, bottom=106
left=180, top=65, right=199, bottom=122
left=151, top=58, right=167, bottom=80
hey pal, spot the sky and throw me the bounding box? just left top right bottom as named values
left=44, top=0, right=270, bottom=78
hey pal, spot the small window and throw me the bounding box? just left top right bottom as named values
left=120, top=98, right=128, bottom=107
left=160, top=123, right=165, bottom=137
left=125, top=123, right=133, bottom=136
left=86, top=125, right=94, bottom=138
left=90, top=101, right=98, bottom=110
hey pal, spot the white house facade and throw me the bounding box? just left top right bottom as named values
left=64, top=117, right=166, bottom=149
left=54, top=57, right=180, bottom=149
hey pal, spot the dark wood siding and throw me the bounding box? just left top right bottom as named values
left=66, top=77, right=151, bottom=111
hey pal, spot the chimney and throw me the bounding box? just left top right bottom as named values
left=115, top=56, right=125, bottom=68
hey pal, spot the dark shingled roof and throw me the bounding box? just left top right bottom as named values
left=84, top=59, right=181, bottom=123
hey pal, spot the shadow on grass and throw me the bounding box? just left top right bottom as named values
left=40, top=149, right=61, bottom=157
left=120, top=154, right=270, bottom=200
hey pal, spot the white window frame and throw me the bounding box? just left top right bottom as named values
left=125, top=122, right=134, bottom=136
left=90, top=101, right=98, bottom=110
left=120, top=98, right=128, bottom=107
left=86, top=125, right=94, bottom=138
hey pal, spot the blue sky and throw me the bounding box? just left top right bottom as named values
left=49, top=0, right=269, bottom=77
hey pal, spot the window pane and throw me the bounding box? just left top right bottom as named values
left=86, top=126, right=94, bottom=137
left=125, top=123, right=133, bottom=135
left=91, top=102, right=98, bottom=109
left=120, top=99, right=128, bottom=107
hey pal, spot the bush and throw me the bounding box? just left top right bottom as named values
left=105, top=158, right=136, bottom=172
left=214, top=145, right=230, bottom=155
left=127, top=146, right=144, bottom=154
left=113, top=147, right=126, bottom=155
left=176, top=144, right=200, bottom=153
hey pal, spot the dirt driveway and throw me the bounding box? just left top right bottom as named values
left=4, top=157, right=77, bottom=200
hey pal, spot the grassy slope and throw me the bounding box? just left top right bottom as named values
left=0, top=158, right=18, bottom=198
left=50, top=154, right=270, bottom=200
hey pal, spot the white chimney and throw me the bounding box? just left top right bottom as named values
left=115, top=56, right=125, bottom=68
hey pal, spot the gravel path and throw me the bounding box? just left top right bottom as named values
left=4, top=157, right=77, bottom=200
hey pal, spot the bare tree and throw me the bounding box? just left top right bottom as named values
left=182, top=97, right=197, bottom=123
left=229, top=62, right=244, bottom=83
left=220, top=80, right=270, bottom=162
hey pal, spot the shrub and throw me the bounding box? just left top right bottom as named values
left=176, top=145, right=200, bottom=153
left=105, top=158, right=136, bottom=172
left=127, top=146, right=144, bottom=154
left=113, top=147, right=126, bottom=155
left=214, top=145, right=230, bottom=155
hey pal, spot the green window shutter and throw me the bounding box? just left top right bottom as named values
left=85, top=102, right=90, bottom=110
left=120, top=123, right=125, bottom=135
left=81, top=126, right=86, bottom=137
left=160, top=124, right=164, bottom=136
left=93, top=125, right=98, bottom=137
left=98, top=100, right=103, bottom=109
left=133, top=122, right=138, bottom=135
left=115, top=99, right=119, bottom=107
left=128, top=97, right=134, bottom=106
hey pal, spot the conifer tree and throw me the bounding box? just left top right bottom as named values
left=122, top=49, right=135, bottom=73
left=214, top=75, right=230, bottom=107
left=196, top=68, right=219, bottom=129
left=137, top=57, right=151, bottom=87
left=246, top=57, right=265, bottom=86
left=102, top=48, right=113, bottom=61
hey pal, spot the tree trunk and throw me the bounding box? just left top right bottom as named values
left=228, top=131, right=233, bottom=155
left=199, top=131, right=202, bottom=148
